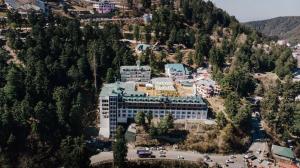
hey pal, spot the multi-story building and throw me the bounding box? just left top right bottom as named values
left=5, top=0, right=47, bottom=16
left=93, top=0, right=115, bottom=14
left=193, top=79, right=221, bottom=98
left=99, top=82, right=208, bottom=138
left=165, top=64, right=190, bottom=80
left=120, top=62, right=151, bottom=82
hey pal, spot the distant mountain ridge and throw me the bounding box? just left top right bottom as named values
left=244, top=16, right=300, bottom=44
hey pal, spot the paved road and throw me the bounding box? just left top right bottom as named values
left=80, top=17, right=143, bottom=22
left=90, top=115, right=269, bottom=168
left=91, top=149, right=246, bottom=168
left=247, top=114, right=275, bottom=167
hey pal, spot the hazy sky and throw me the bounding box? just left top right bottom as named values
left=209, top=0, right=300, bottom=22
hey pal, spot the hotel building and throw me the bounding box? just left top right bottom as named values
left=99, top=82, right=208, bottom=138
left=92, top=0, right=115, bottom=14
left=120, top=62, right=151, bottom=82
left=165, top=64, right=190, bottom=80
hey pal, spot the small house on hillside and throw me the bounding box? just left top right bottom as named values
left=92, top=0, right=115, bottom=14
left=271, top=145, right=295, bottom=164
left=120, top=61, right=151, bottom=82
left=5, top=0, right=47, bottom=17
left=193, top=79, right=220, bottom=98
left=135, top=44, right=151, bottom=54
left=165, top=64, right=190, bottom=80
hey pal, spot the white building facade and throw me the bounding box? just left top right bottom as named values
left=120, top=63, right=151, bottom=82
left=93, top=0, right=115, bottom=14
left=99, top=82, right=208, bottom=138
left=193, top=79, right=221, bottom=98
left=165, top=64, right=190, bottom=80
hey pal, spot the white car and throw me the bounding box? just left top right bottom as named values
left=244, top=153, right=254, bottom=159
left=177, top=155, right=184, bottom=160
left=204, top=158, right=212, bottom=162
left=158, top=147, right=165, bottom=151
left=226, top=159, right=234, bottom=163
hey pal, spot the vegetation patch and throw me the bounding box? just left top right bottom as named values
left=180, top=123, right=250, bottom=154
left=93, top=159, right=208, bottom=168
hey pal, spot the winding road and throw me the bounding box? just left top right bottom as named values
left=91, top=149, right=246, bottom=168
left=91, top=114, right=272, bottom=168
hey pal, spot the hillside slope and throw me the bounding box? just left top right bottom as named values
left=245, top=16, right=300, bottom=44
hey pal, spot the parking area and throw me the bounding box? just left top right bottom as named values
left=91, top=148, right=247, bottom=168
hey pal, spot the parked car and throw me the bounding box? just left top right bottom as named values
left=204, top=158, right=212, bottom=162
left=159, top=150, right=166, bottom=154
left=150, top=147, right=156, bottom=151
left=226, top=159, right=234, bottom=163
left=244, top=153, right=255, bottom=159
left=256, top=149, right=262, bottom=154
left=160, top=154, right=166, bottom=157
left=158, top=146, right=165, bottom=151
left=250, top=155, right=257, bottom=160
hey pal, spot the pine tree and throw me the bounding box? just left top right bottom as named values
left=113, top=126, right=127, bottom=168
left=106, top=68, right=115, bottom=83
left=135, top=111, right=146, bottom=125
left=134, top=25, right=140, bottom=41
left=187, top=52, right=194, bottom=66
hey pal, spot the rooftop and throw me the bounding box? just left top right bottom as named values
left=155, top=85, right=176, bottom=91
left=120, top=65, right=151, bottom=71
left=151, top=77, right=174, bottom=85
left=271, top=145, right=295, bottom=160
left=5, top=0, right=45, bottom=11
left=195, top=79, right=217, bottom=87
left=100, top=82, right=204, bottom=104
left=165, top=63, right=189, bottom=75
left=100, top=82, right=144, bottom=97
left=135, top=44, right=151, bottom=52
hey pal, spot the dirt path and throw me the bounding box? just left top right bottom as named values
left=3, top=44, right=24, bottom=66
left=207, top=96, right=225, bottom=114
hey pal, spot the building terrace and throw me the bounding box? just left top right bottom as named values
left=99, top=81, right=208, bottom=138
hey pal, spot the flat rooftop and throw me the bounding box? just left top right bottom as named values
left=165, top=63, right=190, bottom=74
left=100, top=82, right=143, bottom=97
left=271, top=145, right=295, bottom=160
left=100, top=81, right=201, bottom=103
left=120, top=65, right=151, bottom=71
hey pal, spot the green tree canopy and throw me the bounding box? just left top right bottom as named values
left=135, top=111, right=146, bottom=126
left=113, top=126, right=128, bottom=168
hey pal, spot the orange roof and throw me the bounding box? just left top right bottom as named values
left=278, top=162, right=298, bottom=168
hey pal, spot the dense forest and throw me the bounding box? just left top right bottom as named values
left=1, top=12, right=135, bottom=167
left=245, top=16, right=300, bottom=44
left=133, top=0, right=299, bottom=155
left=261, top=77, right=300, bottom=155
left=0, top=0, right=299, bottom=167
